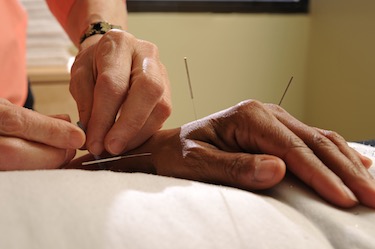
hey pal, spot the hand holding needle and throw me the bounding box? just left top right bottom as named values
left=77, top=121, right=151, bottom=166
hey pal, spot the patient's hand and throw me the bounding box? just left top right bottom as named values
left=71, top=100, right=374, bottom=208
left=0, top=99, right=85, bottom=170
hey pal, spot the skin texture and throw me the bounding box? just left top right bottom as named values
left=70, top=30, right=172, bottom=156
left=0, top=99, right=85, bottom=170
left=46, top=0, right=172, bottom=156
left=69, top=100, right=375, bottom=209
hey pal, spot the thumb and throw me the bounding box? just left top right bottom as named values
left=210, top=151, right=286, bottom=190
left=174, top=147, right=286, bottom=190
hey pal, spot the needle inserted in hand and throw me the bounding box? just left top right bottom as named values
left=184, top=57, right=198, bottom=120
left=82, top=152, right=152, bottom=166
left=278, top=76, right=294, bottom=106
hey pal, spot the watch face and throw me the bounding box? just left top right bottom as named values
left=80, top=22, right=122, bottom=44
left=93, top=22, right=111, bottom=32
left=89, top=22, right=110, bottom=35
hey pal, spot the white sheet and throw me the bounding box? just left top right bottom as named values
left=0, top=143, right=374, bottom=249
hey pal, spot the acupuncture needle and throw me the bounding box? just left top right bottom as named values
left=184, top=57, right=198, bottom=120
left=184, top=57, right=244, bottom=244
left=77, top=121, right=151, bottom=166
left=81, top=57, right=199, bottom=166
left=278, top=76, right=294, bottom=106
left=81, top=152, right=152, bottom=166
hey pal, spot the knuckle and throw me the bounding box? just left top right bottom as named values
left=231, top=99, right=270, bottom=123
left=155, top=99, right=172, bottom=122
left=312, top=133, right=331, bottom=148
left=96, top=36, right=118, bottom=58
left=138, top=39, right=160, bottom=57
left=99, top=30, right=132, bottom=53
left=97, top=72, right=113, bottom=85
left=223, top=155, right=247, bottom=182
left=283, top=140, right=310, bottom=160
left=236, top=99, right=265, bottom=113
left=99, top=31, right=118, bottom=46
left=122, top=118, right=143, bottom=136
left=145, top=75, right=164, bottom=98
left=97, top=72, right=127, bottom=96
left=0, top=108, right=25, bottom=135
left=323, top=130, right=345, bottom=143
left=134, top=70, right=165, bottom=101
left=105, top=29, right=129, bottom=40
left=266, top=103, right=286, bottom=114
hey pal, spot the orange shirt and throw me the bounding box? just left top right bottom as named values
left=0, top=1, right=28, bottom=106
left=0, top=0, right=75, bottom=106
left=45, top=0, right=75, bottom=28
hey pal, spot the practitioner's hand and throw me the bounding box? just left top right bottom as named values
left=72, top=100, right=374, bottom=208
left=0, top=99, right=85, bottom=170
left=70, top=30, right=171, bottom=156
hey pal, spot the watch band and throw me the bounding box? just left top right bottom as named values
left=80, top=21, right=122, bottom=44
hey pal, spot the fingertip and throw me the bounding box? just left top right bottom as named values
left=243, top=156, right=286, bottom=190
left=361, top=155, right=373, bottom=169
left=352, top=150, right=373, bottom=169
left=87, top=141, right=104, bottom=156
left=69, top=128, right=86, bottom=149
left=348, top=179, right=375, bottom=208
left=339, top=185, right=359, bottom=208
left=313, top=177, right=359, bottom=208
left=254, top=157, right=285, bottom=182
left=106, top=138, right=127, bottom=155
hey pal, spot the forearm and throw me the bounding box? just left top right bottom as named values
left=47, top=0, right=127, bottom=47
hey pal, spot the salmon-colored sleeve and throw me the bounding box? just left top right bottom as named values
left=45, top=0, right=76, bottom=27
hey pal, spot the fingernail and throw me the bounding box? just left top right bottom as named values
left=69, top=130, right=85, bottom=148
left=89, top=141, right=104, bottom=156
left=54, top=114, right=71, bottom=122
left=254, top=159, right=277, bottom=182
left=342, top=184, right=358, bottom=203
left=108, top=138, right=126, bottom=155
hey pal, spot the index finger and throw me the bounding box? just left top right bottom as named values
left=85, top=30, right=133, bottom=155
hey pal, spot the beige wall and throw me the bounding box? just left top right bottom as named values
left=128, top=13, right=310, bottom=128
left=32, top=1, right=375, bottom=142
left=33, top=13, right=310, bottom=131
left=306, top=0, right=375, bottom=141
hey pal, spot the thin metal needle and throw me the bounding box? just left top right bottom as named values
left=184, top=57, right=198, bottom=120
left=278, top=76, right=294, bottom=106
left=81, top=152, right=152, bottom=166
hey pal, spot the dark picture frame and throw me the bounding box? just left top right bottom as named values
left=127, top=0, right=309, bottom=13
